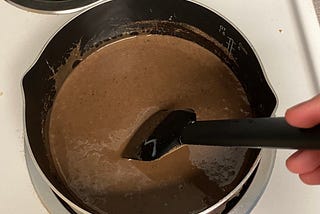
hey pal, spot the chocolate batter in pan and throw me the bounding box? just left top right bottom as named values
left=49, top=35, right=252, bottom=214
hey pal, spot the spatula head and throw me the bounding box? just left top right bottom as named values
left=122, top=110, right=196, bottom=161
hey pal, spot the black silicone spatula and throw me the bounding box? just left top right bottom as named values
left=122, top=110, right=320, bottom=161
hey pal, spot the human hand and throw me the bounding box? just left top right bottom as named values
left=285, top=95, right=320, bottom=185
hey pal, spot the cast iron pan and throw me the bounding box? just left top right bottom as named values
left=22, top=0, right=277, bottom=213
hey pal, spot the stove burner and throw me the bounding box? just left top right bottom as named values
left=5, top=0, right=103, bottom=13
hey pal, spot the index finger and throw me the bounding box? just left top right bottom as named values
left=285, top=95, right=320, bottom=128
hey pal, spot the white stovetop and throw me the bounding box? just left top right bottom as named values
left=1, top=0, right=320, bottom=213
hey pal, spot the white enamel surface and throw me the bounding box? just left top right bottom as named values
left=0, top=0, right=320, bottom=213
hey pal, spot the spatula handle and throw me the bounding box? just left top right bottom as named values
left=181, top=117, right=320, bottom=149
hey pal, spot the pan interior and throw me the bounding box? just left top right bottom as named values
left=47, top=34, right=259, bottom=214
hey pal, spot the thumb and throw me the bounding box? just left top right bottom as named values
left=285, top=95, right=320, bottom=128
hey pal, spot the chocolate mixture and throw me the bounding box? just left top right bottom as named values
left=49, top=35, right=252, bottom=214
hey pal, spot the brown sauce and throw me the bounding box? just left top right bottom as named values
left=49, top=35, right=252, bottom=214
